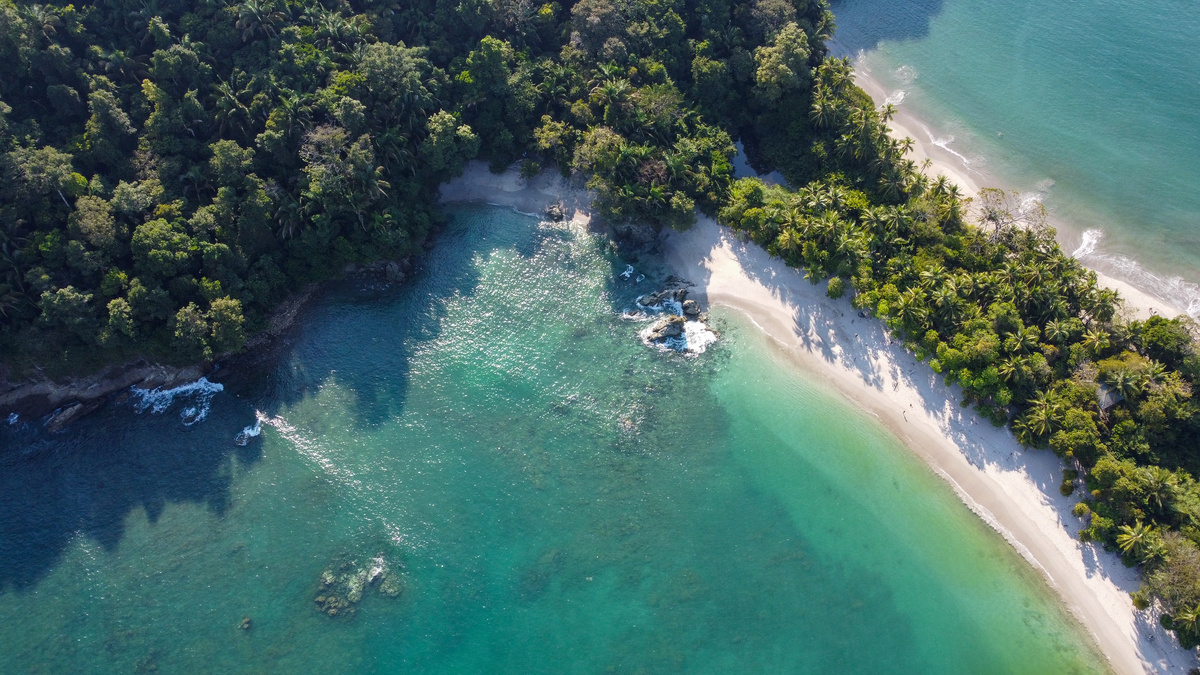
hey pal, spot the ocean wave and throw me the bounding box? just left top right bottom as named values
left=1071, top=229, right=1200, bottom=317
left=130, top=377, right=224, bottom=425
left=1071, top=229, right=1102, bottom=258
left=918, top=122, right=977, bottom=171
left=6, top=412, right=17, bottom=425
left=235, top=414, right=263, bottom=446
left=884, top=90, right=907, bottom=106
left=894, top=65, right=918, bottom=85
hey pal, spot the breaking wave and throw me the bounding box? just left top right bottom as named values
left=1071, top=229, right=1200, bottom=317
left=235, top=413, right=264, bottom=446
left=130, top=377, right=224, bottom=426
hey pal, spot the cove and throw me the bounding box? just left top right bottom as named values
left=0, top=206, right=1106, bottom=673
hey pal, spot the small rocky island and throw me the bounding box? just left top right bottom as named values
left=627, top=282, right=718, bottom=355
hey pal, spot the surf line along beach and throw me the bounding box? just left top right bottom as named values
left=441, top=161, right=1200, bottom=674
left=845, top=64, right=1188, bottom=323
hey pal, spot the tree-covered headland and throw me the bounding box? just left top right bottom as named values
left=4, top=0, right=1200, bottom=653
left=1, top=0, right=832, bottom=369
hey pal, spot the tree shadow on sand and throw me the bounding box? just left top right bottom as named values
left=670, top=220, right=1198, bottom=665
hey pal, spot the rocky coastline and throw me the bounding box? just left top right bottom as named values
left=0, top=170, right=701, bottom=433
left=0, top=255, right=420, bottom=434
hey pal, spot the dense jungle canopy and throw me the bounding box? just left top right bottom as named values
left=0, top=0, right=853, bottom=369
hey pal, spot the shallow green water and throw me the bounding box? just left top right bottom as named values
left=831, top=0, right=1200, bottom=314
left=0, top=207, right=1106, bottom=673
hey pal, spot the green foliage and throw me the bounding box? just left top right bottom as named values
left=0, top=0, right=833, bottom=369
left=826, top=276, right=845, bottom=299
left=714, top=60, right=1200, bottom=646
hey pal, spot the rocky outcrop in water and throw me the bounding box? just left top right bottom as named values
left=0, top=361, right=205, bottom=431
left=631, top=283, right=719, bottom=354
left=646, top=315, right=686, bottom=341
left=314, top=555, right=404, bottom=619
left=545, top=202, right=566, bottom=221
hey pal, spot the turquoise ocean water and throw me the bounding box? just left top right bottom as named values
left=0, top=207, right=1106, bottom=673
left=831, top=0, right=1200, bottom=314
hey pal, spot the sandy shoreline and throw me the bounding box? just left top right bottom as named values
left=441, top=162, right=1200, bottom=673
left=662, top=217, right=1197, bottom=675
left=849, top=66, right=1188, bottom=322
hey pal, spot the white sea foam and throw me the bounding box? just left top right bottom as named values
left=643, top=320, right=719, bottom=355
left=1072, top=229, right=1200, bottom=317
left=918, top=122, right=976, bottom=170
left=884, top=90, right=907, bottom=106
left=130, top=377, right=224, bottom=425
left=6, top=412, right=17, bottom=425
left=1071, top=229, right=1103, bottom=258
left=894, top=65, right=918, bottom=85
left=234, top=415, right=263, bottom=446
left=636, top=295, right=683, bottom=316
left=682, top=320, right=719, bottom=354
left=619, top=264, right=635, bottom=280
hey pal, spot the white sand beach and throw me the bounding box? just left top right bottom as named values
left=661, top=216, right=1198, bottom=675
left=441, top=161, right=1200, bottom=673
left=851, top=69, right=1188, bottom=323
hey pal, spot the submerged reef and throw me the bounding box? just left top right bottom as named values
left=314, top=555, right=404, bottom=619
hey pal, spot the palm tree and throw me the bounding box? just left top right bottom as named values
left=919, top=264, right=947, bottom=290
left=213, top=80, right=253, bottom=141
left=1172, top=606, right=1200, bottom=639
left=1141, top=466, right=1179, bottom=513
left=274, top=91, right=313, bottom=139
left=1145, top=359, right=1168, bottom=386
left=998, top=356, right=1022, bottom=383
left=274, top=196, right=305, bottom=241
left=1012, top=417, right=1037, bottom=447
left=1105, top=368, right=1143, bottom=401
left=177, top=164, right=209, bottom=202
left=1024, top=391, right=1063, bottom=439
left=1081, top=327, right=1111, bottom=356
left=1116, top=521, right=1152, bottom=557
left=776, top=228, right=801, bottom=256
left=809, top=95, right=834, bottom=129
left=237, top=0, right=288, bottom=42
left=1005, top=327, right=1039, bottom=354
left=879, top=168, right=907, bottom=201
left=1044, top=319, right=1071, bottom=345
left=812, top=9, right=836, bottom=43
left=98, top=48, right=150, bottom=83
left=24, top=4, right=62, bottom=39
